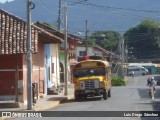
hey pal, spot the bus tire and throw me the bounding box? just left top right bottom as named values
left=108, top=89, right=111, bottom=97
left=75, top=94, right=79, bottom=101
left=83, top=94, right=87, bottom=100
left=103, top=90, right=108, bottom=100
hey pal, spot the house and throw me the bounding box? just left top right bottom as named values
left=34, top=22, right=81, bottom=84
left=76, top=45, right=117, bottom=62
left=0, top=9, right=63, bottom=105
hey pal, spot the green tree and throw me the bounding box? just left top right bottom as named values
left=88, top=31, right=121, bottom=52
left=124, top=19, right=160, bottom=61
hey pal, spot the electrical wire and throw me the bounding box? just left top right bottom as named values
left=35, top=1, right=160, bottom=29
left=34, top=0, right=59, bottom=15
left=64, top=0, right=160, bottom=13
left=68, top=0, right=88, bottom=6
left=78, top=2, right=151, bottom=20
left=80, top=2, right=160, bottom=13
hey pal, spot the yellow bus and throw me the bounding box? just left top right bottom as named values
left=73, top=59, right=112, bottom=101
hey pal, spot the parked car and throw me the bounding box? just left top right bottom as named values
left=153, top=76, right=160, bottom=86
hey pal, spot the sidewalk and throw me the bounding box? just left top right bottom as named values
left=0, top=84, right=74, bottom=112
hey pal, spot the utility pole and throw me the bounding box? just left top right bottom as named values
left=57, top=0, right=62, bottom=90
left=122, top=38, right=125, bottom=77
left=64, top=3, right=68, bottom=96
left=27, top=0, right=33, bottom=110
left=125, top=45, right=128, bottom=66
left=85, top=20, right=88, bottom=56
left=119, top=38, right=125, bottom=78
left=58, top=0, right=61, bottom=30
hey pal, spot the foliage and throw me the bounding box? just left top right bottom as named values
left=88, top=31, right=121, bottom=52
left=111, top=77, right=126, bottom=86
left=87, top=38, right=96, bottom=46
left=124, top=19, right=160, bottom=60
left=42, top=22, right=56, bottom=29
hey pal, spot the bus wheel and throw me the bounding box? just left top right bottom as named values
left=108, top=89, right=111, bottom=97
left=103, top=90, right=108, bottom=100
left=75, top=94, right=79, bottom=101
left=83, top=94, right=87, bottom=100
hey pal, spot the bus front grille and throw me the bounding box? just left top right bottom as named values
left=85, top=81, right=95, bottom=89
left=80, top=79, right=99, bottom=89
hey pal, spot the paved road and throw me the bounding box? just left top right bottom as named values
left=45, top=75, right=160, bottom=120
left=6, top=75, right=160, bottom=120
left=47, top=75, right=160, bottom=111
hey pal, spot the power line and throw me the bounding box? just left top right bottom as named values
left=78, top=2, right=150, bottom=20
left=34, top=0, right=160, bottom=36
left=64, top=0, right=147, bottom=20
left=35, top=0, right=59, bottom=15
left=68, top=0, right=88, bottom=6
left=80, top=2, right=160, bottom=13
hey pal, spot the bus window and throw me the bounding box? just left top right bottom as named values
left=74, top=70, right=86, bottom=78
left=74, top=68, right=106, bottom=77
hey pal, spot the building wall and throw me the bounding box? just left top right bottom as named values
left=23, top=42, right=45, bottom=104
left=0, top=54, right=23, bottom=100
left=60, top=52, right=71, bottom=83
left=94, top=49, right=103, bottom=56
left=50, top=44, right=60, bottom=87
left=45, top=43, right=60, bottom=93
left=44, top=44, right=51, bottom=93
left=76, top=46, right=93, bottom=57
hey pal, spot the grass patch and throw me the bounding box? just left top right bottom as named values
left=111, top=77, right=126, bottom=86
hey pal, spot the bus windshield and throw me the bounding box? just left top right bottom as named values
left=74, top=68, right=106, bottom=78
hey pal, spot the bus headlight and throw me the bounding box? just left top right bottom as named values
left=100, top=82, right=104, bottom=88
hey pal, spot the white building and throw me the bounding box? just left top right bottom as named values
left=75, top=45, right=116, bottom=62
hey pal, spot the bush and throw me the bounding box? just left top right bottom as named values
left=111, top=77, right=126, bottom=86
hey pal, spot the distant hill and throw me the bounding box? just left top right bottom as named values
left=1, top=0, right=160, bottom=34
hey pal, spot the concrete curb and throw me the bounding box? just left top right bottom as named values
left=33, top=97, right=68, bottom=111
left=33, top=93, right=74, bottom=111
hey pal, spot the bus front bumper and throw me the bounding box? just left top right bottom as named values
left=75, top=88, right=104, bottom=96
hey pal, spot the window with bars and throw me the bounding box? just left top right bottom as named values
left=79, top=51, right=86, bottom=56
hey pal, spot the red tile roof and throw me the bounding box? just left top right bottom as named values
left=0, top=9, right=63, bottom=54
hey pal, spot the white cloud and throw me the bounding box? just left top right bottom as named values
left=0, top=0, right=14, bottom=4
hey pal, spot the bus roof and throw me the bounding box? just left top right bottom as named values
left=75, top=60, right=110, bottom=67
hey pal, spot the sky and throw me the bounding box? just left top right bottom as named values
left=0, top=0, right=13, bottom=3
left=0, top=0, right=160, bottom=34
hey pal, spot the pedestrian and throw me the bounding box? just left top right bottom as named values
left=147, top=77, right=156, bottom=93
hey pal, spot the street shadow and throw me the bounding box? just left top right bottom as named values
left=137, top=88, right=149, bottom=99
left=63, top=96, right=102, bottom=103
left=141, top=117, right=160, bottom=120
left=47, top=97, right=67, bottom=101
left=138, top=87, right=160, bottom=111
left=78, top=96, right=102, bottom=102
left=0, top=102, right=18, bottom=108
left=138, top=87, right=160, bottom=99
left=137, top=88, right=160, bottom=120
